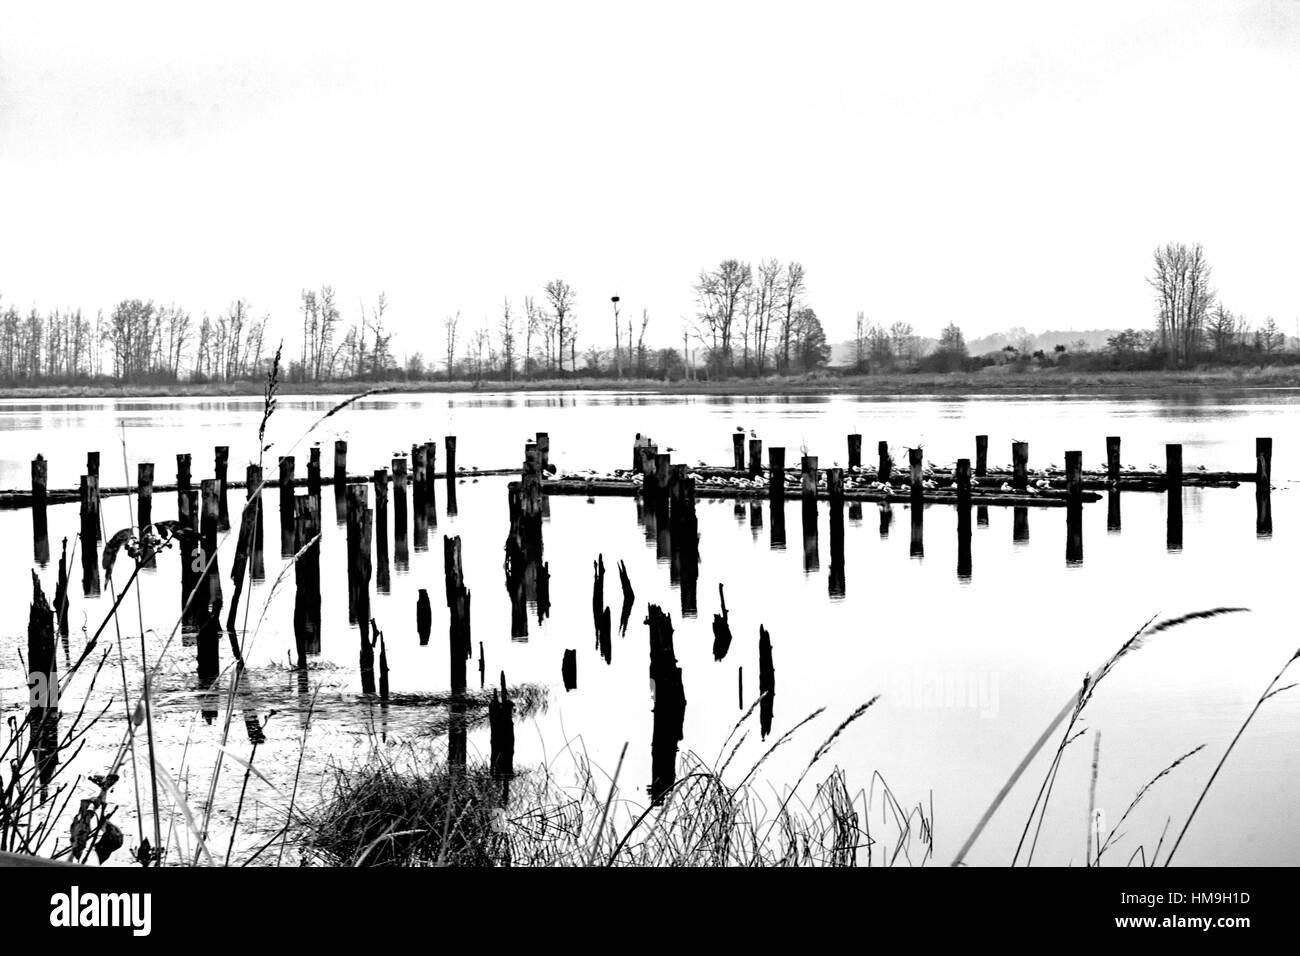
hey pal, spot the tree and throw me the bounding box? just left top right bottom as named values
left=1149, top=242, right=1214, bottom=367
left=1258, top=316, right=1283, bottom=354
left=499, top=297, right=516, bottom=381
left=443, top=311, right=460, bottom=379
left=853, top=311, right=869, bottom=373
left=544, top=280, right=576, bottom=377
left=695, top=259, right=751, bottom=377
left=1206, top=303, right=1242, bottom=354
left=889, top=321, right=918, bottom=368
left=523, top=295, right=540, bottom=379
left=791, top=308, right=830, bottom=372
left=778, top=261, right=806, bottom=374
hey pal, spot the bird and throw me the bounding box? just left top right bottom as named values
left=736, top=426, right=744, bottom=433
left=750, top=429, right=757, bottom=438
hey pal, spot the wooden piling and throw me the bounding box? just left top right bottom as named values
left=31, top=456, right=48, bottom=565
left=801, top=456, right=819, bottom=508
left=374, top=468, right=390, bottom=594
left=27, top=573, right=59, bottom=785
left=1012, top=441, right=1029, bottom=490
left=200, top=478, right=223, bottom=607
left=975, top=435, right=988, bottom=477
left=956, top=458, right=972, bottom=508
left=488, top=672, right=515, bottom=781
left=246, top=463, right=264, bottom=580
left=826, top=467, right=844, bottom=507
left=1165, top=444, right=1183, bottom=490
left=137, top=462, right=154, bottom=533
left=847, top=434, right=862, bottom=470
left=1106, top=436, right=1121, bottom=485
left=908, top=448, right=923, bottom=504
left=1256, top=437, right=1272, bottom=486
left=308, top=446, right=322, bottom=498
left=278, top=455, right=295, bottom=552
left=711, top=582, right=733, bottom=660
left=345, top=484, right=369, bottom=625
left=768, top=447, right=786, bottom=500
left=333, top=439, right=348, bottom=488
left=748, top=437, right=763, bottom=478
left=1065, top=450, right=1083, bottom=504
left=214, top=445, right=230, bottom=531
left=956, top=459, right=972, bottom=581
left=646, top=604, right=686, bottom=803
left=445, top=435, right=457, bottom=490
left=878, top=440, right=892, bottom=484
left=176, top=453, right=191, bottom=517
left=732, top=431, right=745, bottom=470
left=536, top=432, right=550, bottom=472
left=444, top=535, right=471, bottom=694
left=79, top=477, right=100, bottom=597
left=416, top=588, right=432, bottom=645
left=292, top=493, right=322, bottom=661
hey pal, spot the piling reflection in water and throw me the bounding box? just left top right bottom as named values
left=802, top=500, right=819, bottom=573
left=879, top=501, right=893, bottom=538
left=1066, top=502, right=1084, bottom=566
left=749, top=500, right=763, bottom=539
left=646, top=605, right=686, bottom=804
left=392, top=457, right=410, bottom=571
left=1166, top=488, right=1183, bottom=553
left=1107, top=488, right=1122, bottom=533
left=828, top=499, right=845, bottom=598
left=1012, top=507, right=1030, bottom=544
left=909, top=505, right=924, bottom=559
left=374, top=469, right=390, bottom=595
left=977, top=505, right=989, bottom=528
left=758, top=625, right=775, bottom=740
left=769, top=497, right=786, bottom=551
left=504, top=444, right=550, bottom=639
left=1256, top=483, right=1272, bottom=538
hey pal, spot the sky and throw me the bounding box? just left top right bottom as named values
left=2, top=0, right=1299, bottom=358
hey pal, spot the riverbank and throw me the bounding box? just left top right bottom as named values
left=2, top=365, right=1300, bottom=400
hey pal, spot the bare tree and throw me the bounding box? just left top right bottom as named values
left=443, top=311, right=461, bottom=379
left=544, top=280, right=576, bottom=377
left=778, top=261, right=806, bottom=374
left=695, top=259, right=752, bottom=377
left=1148, top=242, right=1214, bottom=367
left=499, top=297, right=516, bottom=381
left=853, top=311, right=869, bottom=373
left=523, top=295, right=540, bottom=379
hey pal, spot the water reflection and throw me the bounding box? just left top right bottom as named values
left=1012, top=507, right=1030, bottom=545
left=1167, top=488, right=1183, bottom=553
left=769, top=498, right=786, bottom=551
left=1066, top=502, right=1084, bottom=566
left=909, top=505, right=924, bottom=559
left=828, top=500, right=846, bottom=598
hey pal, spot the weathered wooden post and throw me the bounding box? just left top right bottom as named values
left=801, top=455, right=819, bottom=509
left=1256, top=437, right=1272, bottom=486
left=55, top=537, right=70, bottom=639
left=489, top=672, right=515, bottom=782
left=31, top=455, right=49, bottom=565
left=1165, top=443, right=1183, bottom=491
left=732, top=431, right=746, bottom=470
left=85, top=451, right=101, bottom=543
left=444, top=535, right=471, bottom=693
left=826, top=467, right=844, bottom=507
left=847, top=434, right=862, bottom=471
left=293, top=493, right=322, bottom=661
left=562, top=649, right=578, bottom=690
left=373, top=468, right=390, bottom=594
left=711, top=582, right=733, bottom=661
left=308, top=445, right=322, bottom=499
left=956, top=458, right=972, bottom=509
left=654, top=453, right=672, bottom=507
left=975, top=435, right=988, bottom=478
left=28, top=574, right=59, bottom=786
left=1065, top=450, right=1083, bottom=504
left=908, top=447, right=923, bottom=505
left=246, top=463, right=264, bottom=580
left=214, top=445, right=230, bottom=531
left=444, top=435, right=457, bottom=490
left=878, top=440, right=892, bottom=484
left=227, top=472, right=260, bottom=631
left=411, top=442, right=427, bottom=505
left=79, top=476, right=100, bottom=597
left=536, top=432, right=550, bottom=472
left=176, top=452, right=192, bottom=517
left=278, top=455, right=295, bottom=554
left=200, top=478, right=223, bottom=607
left=1166, top=443, right=1183, bottom=553
left=416, top=588, right=432, bottom=645
left=748, top=437, right=763, bottom=478
left=768, top=447, right=786, bottom=500
left=1012, top=441, right=1029, bottom=490
left=1106, top=436, right=1121, bottom=485
left=345, top=484, right=370, bottom=625
left=333, top=440, right=348, bottom=525
left=137, top=462, right=154, bottom=532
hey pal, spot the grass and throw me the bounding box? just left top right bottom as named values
left=293, top=695, right=924, bottom=868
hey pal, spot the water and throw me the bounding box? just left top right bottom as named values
left=2, top=389, right=1297, bottom=866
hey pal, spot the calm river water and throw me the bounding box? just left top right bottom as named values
left=1, top=389, right=1297, bottom=866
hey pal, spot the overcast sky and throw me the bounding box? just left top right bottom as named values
left=2, top=0, right=1298, bottom=356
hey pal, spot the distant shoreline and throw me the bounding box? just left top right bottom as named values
left=2, top=367, right=1299, bottom=400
